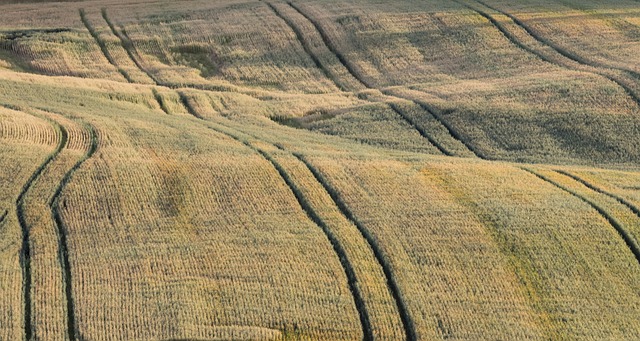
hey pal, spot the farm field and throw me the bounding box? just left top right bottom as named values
left=1, top=0, right=640, bottom=340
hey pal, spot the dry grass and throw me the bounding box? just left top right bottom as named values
left=2, top=0, right=640, bottom=340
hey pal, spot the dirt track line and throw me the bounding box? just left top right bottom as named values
left=383, top=89, right=487, bottom=159
left=286, top=1, right=373, bottom=89
left=295, top=153, right=416, bottom=341
left=467, top=0, right=640, bottom=107
left=261, top=1, right=348, bottom=92
left=9, top=106, right=67, bottom=341
left=287, top=1, right=468, bottom=158
left=477, top=0, right=640, bottom=80
left=179, top=97, right=373, bottom=340
left=101, top=8, right=245, bottom=94
left=152, top=88, right=170, bottom=115
left=102, top=8, right=162, bottom=86
left=179, top=92, right=205, bottom=119
left=79, top=8, right=133, bottom=83
left=556, top=170, right=640, bottom=220
left=40, top=111, right=98, bottom=341
left=256, top=149, right=373, bottom=341
left=388, top=103, right=452, bottom=156
left=523, top=168, right=640, bottom=265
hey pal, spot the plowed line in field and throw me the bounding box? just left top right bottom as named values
left=296, top=153, right=416, bottom=341
left=286, top=1, right=469, bottom=158
left=12, top=107, right=66, bottom=341
left=523, top=168, right=640, bottom=265
left=152, top=88, right=170, bottom=115
left=478, top=0, right=640, bottom=80
left=383, top=89, right=486, bottom=159
left=257, top=150, right=373, bottom=341
left=466, top=0, right=640, bottom=107
left=262, top=1, right=348, bottom=92
left=556, top=170, right=640, bottom=219
left=102, top=8, right=161, bottom=86
left=102, top=8, right=243, bottom=94
left=388, top=103, right=452, bottom=156
left=411, top=99, right=486, bottom=158
left=47, top=114, right=98, bottom=341
left=180, top=97, right=374, bottom=340
left=286, top=1, right=373, bottom=89
left=79, top=8, right=133, bottom=83
left=179, top=92, right=204, bottom=119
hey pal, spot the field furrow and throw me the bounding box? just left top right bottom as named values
left=181, top=94, right=416, bottom=339
left=255, top=147, right=373, bottom=340
left=151, top=88, right=170, bottom=115
left=286, top=1, right=373, bottom=89
left=479, top=0, right=640, bottom=80
left=79, top=8, right=132, bottom=83
left=102, top=8, right=161, bottom=86
left=179, top=95, right=376, bottom=337
left=10, top=108, right=97, bottom=341
left=466, top=0, right=640, bottom=108
left=262, top=1, right=343, bottom=92
left=387, top=103, right=451, bottom=156
left=294, top=153, right=416, bottom=341
left=281, top=2, right=481, bottom=158
left=14, top=110, right=66, bottom=341
left=0, top=124, right=56, bottom=341
left=523, top=168, right=640, bottom=265
left=383, top=88, right=485, bottom=158
left=557, top=170, right=640, bottom=219
left=49, top=117, right=98, bottom=341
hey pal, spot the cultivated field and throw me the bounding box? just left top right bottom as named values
left=1, top=0, right=640, bottom=340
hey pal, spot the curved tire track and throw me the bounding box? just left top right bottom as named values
left=295, top=153, right=417, bottom=341
left=102, top=8, right=238, bottom=94
left=180, top=96, right=376, bottom=340
left=11, top=107, right=67, bottom=341
left=286, top=1, right=373, bottom=89
left=388, top=103, right=452, bottom=156
left=476, top=0, right=640, bottom=80
left=79, top=8, right=133, bottom=83
left=261, top=0, right=348, bottom=92
left=466, top=0, right=640, bottom=107
left=102, top=8, right=162, bottom=86
left=283, top=2, right=477, bottom=158
left=523, top=168, right=640, bottom=266
left=44, top=113, right=98, bottom=341
left=556, top=170, right=640, bottom=220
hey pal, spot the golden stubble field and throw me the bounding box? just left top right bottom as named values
left=1, top=0, right=640, bottom=340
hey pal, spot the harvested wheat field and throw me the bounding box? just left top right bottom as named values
left=1, top=0, right=640, bottom=340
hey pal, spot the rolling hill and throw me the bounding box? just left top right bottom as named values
left=1, top=0, right=640, bottom=340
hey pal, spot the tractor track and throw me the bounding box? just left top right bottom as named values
left=79, top=8, right=133, bottom=83
left=556, top=170, right=640, bottom=219
left=286, top=1, right=373, bottom=89
left=295, top=153, right=417, bottom=341
left=523, top=168, right=640, bottom=266
left=11, top=107, right=66, bottom=341
left=180, top=95, right=379, bottom=340
left=44, top=111, right=98, bottom=341
left=102, top=8, right=162, bottom=86
left=261, top=0, right=349, bottom=92
left=465, top=0, right=640, bottom=108
left=387, top=103, right=453, bottom=156
left=281, top=1, right=478, bottom=159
